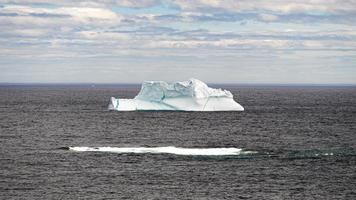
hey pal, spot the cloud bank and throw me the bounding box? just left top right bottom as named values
left=0, top=0, right=355, bottom=83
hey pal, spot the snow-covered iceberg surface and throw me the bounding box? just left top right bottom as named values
left=108, top=78, right=244, bottom=111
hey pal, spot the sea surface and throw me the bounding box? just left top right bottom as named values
left=1, top=85, right=356, bottom=199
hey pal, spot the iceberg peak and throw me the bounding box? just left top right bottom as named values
left=109, top=78, right=244, bottom=111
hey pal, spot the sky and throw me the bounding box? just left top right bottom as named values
left=0, top=0, right=356, bottom=84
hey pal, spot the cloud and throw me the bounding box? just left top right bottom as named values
left=2, top=0, right=356, bottom=14
left=167, top=0, right=356, bottom=24
left=1, top=1, right=355, bottom=24
left=2, top=23, right=356, bottom=57
left=171, top=0, right=356, bottom=14
left=259, top=13, right=278, bottom=22
left=0, top=0, right=160, bottom=8
left=0, top=0, right=356, bottom=83
left=152, top=12, right=356, bottom=25
left=1, top=5, right=120, bottom=21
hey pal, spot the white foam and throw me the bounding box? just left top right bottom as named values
left=69, top=146, right=254, bottom=156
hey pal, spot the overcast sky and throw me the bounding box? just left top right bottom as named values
left=0, top=0, right=356, bottom=84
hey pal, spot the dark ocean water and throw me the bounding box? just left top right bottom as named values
left=1, top=85, right=356, bottom=199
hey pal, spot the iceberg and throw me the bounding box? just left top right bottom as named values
left=69, top=146, right=252, bottom=156
left=108, top=78, right=244, bottom=111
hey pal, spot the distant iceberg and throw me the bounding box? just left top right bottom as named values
left=108, top=78, right=244, bottom=111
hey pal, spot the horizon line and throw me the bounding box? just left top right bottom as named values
left=1, top=82, right=356, bottom=87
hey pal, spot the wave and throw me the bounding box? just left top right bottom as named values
left=69, top=146, right=256, bottom=156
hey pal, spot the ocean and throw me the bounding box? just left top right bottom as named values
left=1, top=85, right=356, bottom=199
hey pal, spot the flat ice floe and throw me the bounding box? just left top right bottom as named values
left=69, top=146, right=254, bottom=156
left=108, top=78, right=244, bottom=111
left=68, top=147, right=354, bottom=158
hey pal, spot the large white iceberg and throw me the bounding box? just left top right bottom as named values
left=108, top=78, right=244, bottom=111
